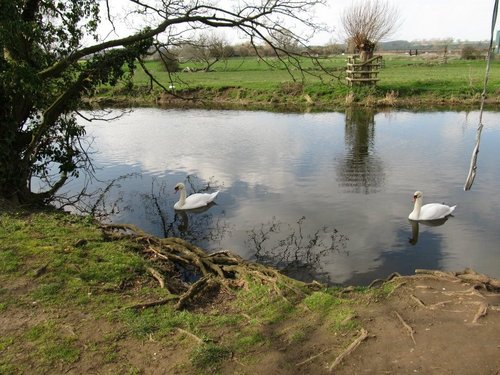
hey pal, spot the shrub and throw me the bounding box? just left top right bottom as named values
left=461, top=45, right=483, bottom=60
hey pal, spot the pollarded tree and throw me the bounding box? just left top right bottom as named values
left=341, top=0, right=400, bottom=61
left=0, top=0, right=326, bottom=205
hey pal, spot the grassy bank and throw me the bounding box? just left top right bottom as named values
left=2, top=197, right=500, bottom=374
left=90, top=55, right=500, bottom=110
left=0, top=206, right=389, bottom=374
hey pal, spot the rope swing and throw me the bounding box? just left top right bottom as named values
left=464, top=0, right=499, bottom=191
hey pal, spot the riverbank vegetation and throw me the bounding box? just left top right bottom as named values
left=0, top=204, right=381, bottom=374
left=91, top=54, right=500, bottom=110
left=2, top=203, right=499, bottom=374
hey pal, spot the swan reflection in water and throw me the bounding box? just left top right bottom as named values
left=408, top=217, right=449, bottom=245
left=174, top=203, right=217, bottom=234
left=140, top=177, right=230, bottom=246
left=74, top=174, right=349, bottom=283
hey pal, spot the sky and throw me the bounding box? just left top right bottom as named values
left=314, top=0, right=500, bottom=44
left=98, top=0, right=500, bottom=46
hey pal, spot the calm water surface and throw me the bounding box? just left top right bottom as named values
left=66, top=108, right=500, bottom=285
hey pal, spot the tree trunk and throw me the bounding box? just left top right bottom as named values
left=360, top=50, right=373, bottom=62
left=359, top=40, right=375, bottom=85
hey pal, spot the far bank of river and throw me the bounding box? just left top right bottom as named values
left=85, top=86, right=500, bottom=113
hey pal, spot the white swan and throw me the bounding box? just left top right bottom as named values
left=408, top=191, right=456, bottom=221
left=173, top=182, right=219, bottom=210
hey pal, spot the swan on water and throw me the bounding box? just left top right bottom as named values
left=173, top=182, right=219, bottom=210
left=408, top=191, right=456, bottom=221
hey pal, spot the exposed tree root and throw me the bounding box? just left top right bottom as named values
left=175, top=327, right=205, bottom=343
left=387, top=281, right=406, bottom=297
left=394, top=311, right=416, bottom=345
left=33, top=262, right=49, bottom=278
left=455, top=269, right=500, bottom=292
left=368, top=272, right=402, bottom=288
left=100, top=223, right=303, bottom=310
left=415, top=269, right=457, bottom=279
left=428, top=300, right=453, bottom=310
left=296, top=347, right=335, bottom=367
left=147, top=267, right=165, bottom=288
left=472, top=302, right=489, bottom=324
left=174, top=275, right=219, bottom=311
left=126, top=295, right=179, bottom=310
left=415, top=268, right=500, bottom=292
left=442, top=286, right=487, bottom=299
left=328, top=328, right=369, bottom=372
left=410, top=294, right=426, bottom=308
left=304, top=280, right=325, bottom=291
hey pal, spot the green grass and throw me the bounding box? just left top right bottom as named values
left=100, top=54, right=500, bottom=108
left=0, top=205, right=399, bottom=373
left=0, top=210, right=150, bottom=310
left=303, top=291, right=342, bottom=313
left=235, top=331, right=267, bottom=350
left=24, top=321, right=80, bottom=366
left=189, top=342, right=231, bottom=371
left=232, top=278, right=296, bottom=324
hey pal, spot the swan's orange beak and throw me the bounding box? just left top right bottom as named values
left=174, top=187, right=179, bottom=193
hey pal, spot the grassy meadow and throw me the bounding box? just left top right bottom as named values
left=96, top=53, right=500, bottom=109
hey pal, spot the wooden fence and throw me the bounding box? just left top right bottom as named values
left=346, top=55, right=383, bottom=86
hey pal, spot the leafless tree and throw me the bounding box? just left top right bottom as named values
left=2, top=0, right=328, bottom=204
left=179, top=32, right=233, bottom=72
left=341, top=0, right=400, bottom=60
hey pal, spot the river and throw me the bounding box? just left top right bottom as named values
left=60, top=107, right=500, bottom=285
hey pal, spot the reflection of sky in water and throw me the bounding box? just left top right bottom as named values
left=62, top=108, right=500, bottom=285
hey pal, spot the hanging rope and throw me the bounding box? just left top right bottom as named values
left=464, top=0, right=499, bottom=191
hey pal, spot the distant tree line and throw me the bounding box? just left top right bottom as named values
left=153, top=36, right=493, bottom=73
left=378, top=39, right=491, bottom=56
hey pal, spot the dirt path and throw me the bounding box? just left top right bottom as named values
left=336, top=272, right=500, bottom=375
left=2, top=270, right=499, bottom=374
left=224, top=270, right=500, bottom=375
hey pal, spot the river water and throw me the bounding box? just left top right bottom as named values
left=62, top=107, right=500, bottom=285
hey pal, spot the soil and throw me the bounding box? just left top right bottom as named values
left=2, top=270, right=499, bottom=374
left=217, top=271, right=500, bottom=375
left=333, top=274, right=500, bottom=375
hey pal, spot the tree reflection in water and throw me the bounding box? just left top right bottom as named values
left=71, top=175, right=349, bottom=284
left=337, top=107, right=385, bottom=194
left=139, top=177, right=231, bottom=248
left=245, top=216, right=349, bottom=284
left=68, top=173, right=140, bottom=219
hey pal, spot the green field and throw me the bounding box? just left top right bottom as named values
left=97, top=54, right=500, bottom=109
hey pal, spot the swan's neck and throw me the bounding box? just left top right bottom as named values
left=410, top=197, right=423, bottom=220
left=177, top=189, right=187, bottom=207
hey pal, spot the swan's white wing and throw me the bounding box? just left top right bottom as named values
left=420, top=203, right=456, bottom=220
left=181, top=191, right=219, bottom=210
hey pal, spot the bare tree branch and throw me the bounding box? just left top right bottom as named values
left=341, top=0, right=400, bottom=53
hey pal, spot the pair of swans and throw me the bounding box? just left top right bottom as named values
left=172, top=182, right=456, bottom=222
left=173, top=182, right=219, bottom=210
